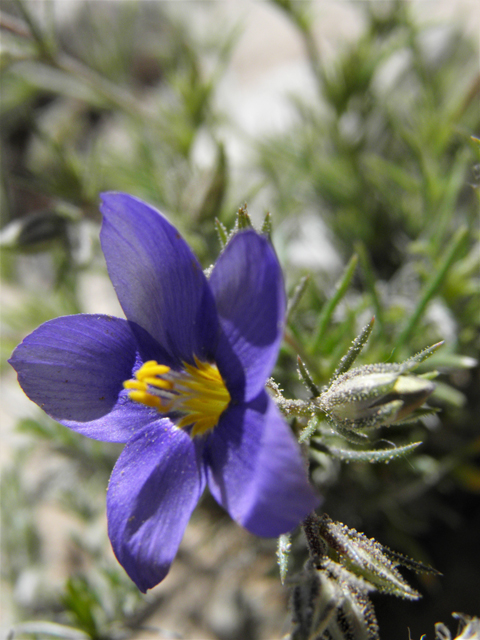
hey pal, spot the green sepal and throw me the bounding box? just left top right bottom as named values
left=214, top=218, right=228, bottom=248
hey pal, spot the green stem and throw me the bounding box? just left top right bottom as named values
left=277, top=399, right=312, bottom=418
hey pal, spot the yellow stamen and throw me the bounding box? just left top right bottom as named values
left=123, top=357, right=230, bottom=437
left=128, top=390, right=163, bottom=409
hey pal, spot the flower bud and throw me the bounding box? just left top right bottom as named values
left=318, top=364, right=435, bottom=429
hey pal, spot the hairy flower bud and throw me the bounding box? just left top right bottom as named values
left=318, top=364, right=435, bottom=429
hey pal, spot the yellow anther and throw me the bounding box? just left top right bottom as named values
left=128, top=390, right=163, bottom=409
left=135, top=362, right=171, bottom=379
left=123, top=379, right=147, bottom=391
left=123, top=357, right=230, bottom=437
left=141, top=376, right=174, bottom=390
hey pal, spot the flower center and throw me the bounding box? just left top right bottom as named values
left=123, top=356, right=231, bottom=437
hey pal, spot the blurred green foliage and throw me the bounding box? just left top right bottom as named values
left=1, top=0, right=479, bottom=638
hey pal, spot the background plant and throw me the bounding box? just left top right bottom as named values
left=1, top=1, right=479, bottom=639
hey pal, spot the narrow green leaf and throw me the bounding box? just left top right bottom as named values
left=12, top=0, right=56, bottom=60
left=401, top=341, right=444, bottom=371
left=276, top=533, right=292, bottom=585
left=297, top=355, right=321, bottom=398
left=331, top=317, right=375, bottom=380
left=381, top=548, right=441, bottom=575
left=287, top=275, right=310, bottom=323
left=432, top=380, right=467, bottom=408
left=299, top=415, right=320, bottom=443
left=312, top=254, right=358, bottom=352
left=197, top=143, right=227, bottom=222
left=9, top=622, right=89, bottom=640
left=429, top=147, right=471, bottom=254
left=323, top=441, right=422, bottom=464
left=356, top=241, right=385, bottom=331
left=395, top=226, right=468, bottom=350
left=419, top=351, right=477, bottom=371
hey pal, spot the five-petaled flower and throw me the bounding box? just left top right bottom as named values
left=10, top=193, right=320, bottom=592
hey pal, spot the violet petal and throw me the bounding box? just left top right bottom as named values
left=205, top=392, right=320, bottom=537
left=107, top=420, right=205, bottom=591
left=100, top=192, right=219, bottom=367
left=210, top=231, right=286, bottom=402
left=9, top=314, right=144, bottom=442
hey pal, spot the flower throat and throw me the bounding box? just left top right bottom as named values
left=124, top=357, right=230, bottom=437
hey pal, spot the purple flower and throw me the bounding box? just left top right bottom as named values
left=9, top=193, right=320, bottom=592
